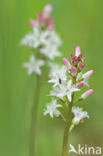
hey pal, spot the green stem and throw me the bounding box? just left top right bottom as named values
left=29, top=75, right=41, bottom=156
left=62, top=96, right=74, bottom=156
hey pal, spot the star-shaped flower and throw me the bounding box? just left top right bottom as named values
left=44, top=99, right=62, bottom=118
left=72, top=107, right=89, bottom=124
left=48, top=66, right=67, bottom=87
left=50, top=80, right=80, bottom=102
left=23, top=55, right=45, bottom=76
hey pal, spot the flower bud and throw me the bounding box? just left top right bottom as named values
left=46, top=17, right=54, bottom=24
left=77, top=82, right=84, bottom=88
left=71, top=66, right=77, bottom=73
left=74, top=56, right=78, bottom=63
left=48, top=25, right=55, bottom=31
left=75, top=46, right=81, bottom=57
left=81, top=89, right=94, bottom=99
left=82, top=57, right=86, bottom=62
left=63, top=57, right=71, bottom=68
left=30, top=19, right=38, bottom=27
left=44, top=4, right=52, bottom=16
left=80, top=63, right=85, bottom=69
left=71, top=53, right=74, bottom=58
left=82, top=70, right=94, bottom=80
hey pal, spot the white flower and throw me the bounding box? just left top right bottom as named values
left=72, top=107, right=89, bottom=124
left=48, top=66, right=67, bottom=87
left=23, top=55, right=45, bottom=75
left=40, top=30, right=62, bottom=60
left=48, top=62, right=60, bottom=75
left=21, top=27, right=50, bottom=49
left=44, top=99, right=62, bottom=118
left=50, top=80, right=80, bottom=102
left=40, top=45, right=61, bottom=60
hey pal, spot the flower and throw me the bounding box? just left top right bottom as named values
left=72, top=107, right=89, bottom=124
left=40, top=30, right=62, bottom=60
left=44, top=99, right=62, bottom=118
left=23, top=55, right=45, bottom=75
left=48, top=66, right=67, bottom=87
left=21, top=27, right=50, bottom=49
left=50, top=80, right=80, bottom=102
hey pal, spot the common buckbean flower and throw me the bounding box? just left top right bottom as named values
left=20, top=4, right=62, bottom=76
left=44, top=46, right=94, bottom=156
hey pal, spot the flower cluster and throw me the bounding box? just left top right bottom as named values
left=20, top=4, right=62, bottom=76
left=44, top=46, right=94, bottom=130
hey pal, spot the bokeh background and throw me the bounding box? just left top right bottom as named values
left=0, top=0, right=103, bottom=156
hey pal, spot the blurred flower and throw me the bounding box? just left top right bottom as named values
left=48, top=62, right=60, bottom=75
left=72, top=107, right=89, bottom=125
left=23, top=55, right=45, bottom=76
left=44, top=99, right=62, bottom=118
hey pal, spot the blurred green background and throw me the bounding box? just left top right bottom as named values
left=0, top=0, right=103, bottom=155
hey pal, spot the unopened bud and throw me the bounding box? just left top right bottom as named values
left=77, top=82, right=84, bottom=88
left=81, top=89, right=94, bottom=99
left=82, top=70, right=94, bottom=80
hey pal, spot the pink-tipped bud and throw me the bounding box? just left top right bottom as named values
left=44, top=4, right=52, bottom=15
left=82, top=70, right=94, bottom=80
left=71, top=66, right=77, bottom=73
left=75, top=46, right=81, bottom=57
left=82, top=57, right=86, bottom=62
left=71, top=53, right=75, bottom=58
left=48, top=25, right=55, bottom=31
left=30, top=19, right=38, bottom=27
left=63, top=57, right=70, bottom=67
left=81, top=89, right=94, bottom=99
left=77, top=82, right=84, bottom=88
left=80, top=63, right=85, bottom=69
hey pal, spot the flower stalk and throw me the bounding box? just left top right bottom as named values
left=29, top=75, right=41, bottom=156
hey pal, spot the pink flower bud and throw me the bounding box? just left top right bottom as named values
left=82, top=57, right=86, bottom=62
left=46, top=17, right=54, bottom=24
left=71, top=53, right=74, bottom=58
left=71, top=66, right=77, bottom=73
left=63, top=57, right=70, bottom=67
left=30, top=19, right=38, bottom=27
left=77, top=82, right=84, bottom=88
left=74, top=56, right=78, bottom=63
left=81, top=89, right=94, bottom=99
left=79, top=53, right=82, bottom=57
left=48, top=25, right=55, bottom=31
left=37, top=12, right=46, bottom=23
left=44, top=4, right=52, bottom=15
left=80, top=64, right=85, bottom=69
left=75, top=46, right=81, bottom=57
left=82, top=70, right=94, bottom=80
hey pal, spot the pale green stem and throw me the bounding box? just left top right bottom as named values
left=62, top=95, right=74, bottom=156
left=29, top=75, right=41, bottom=156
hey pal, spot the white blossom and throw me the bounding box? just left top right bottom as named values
left=44, top=99, right=62, bottom=118
left=48, top=66, right=67, bottom=87
left=23, top=55, right=45, bottom=75
left=40, top=31, right=62, bottom=60
left=21, top=27, right=50, bottom=49
left=50, top=80, right=80, bottom=102
left=72, top=107, right=89, bottom=124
